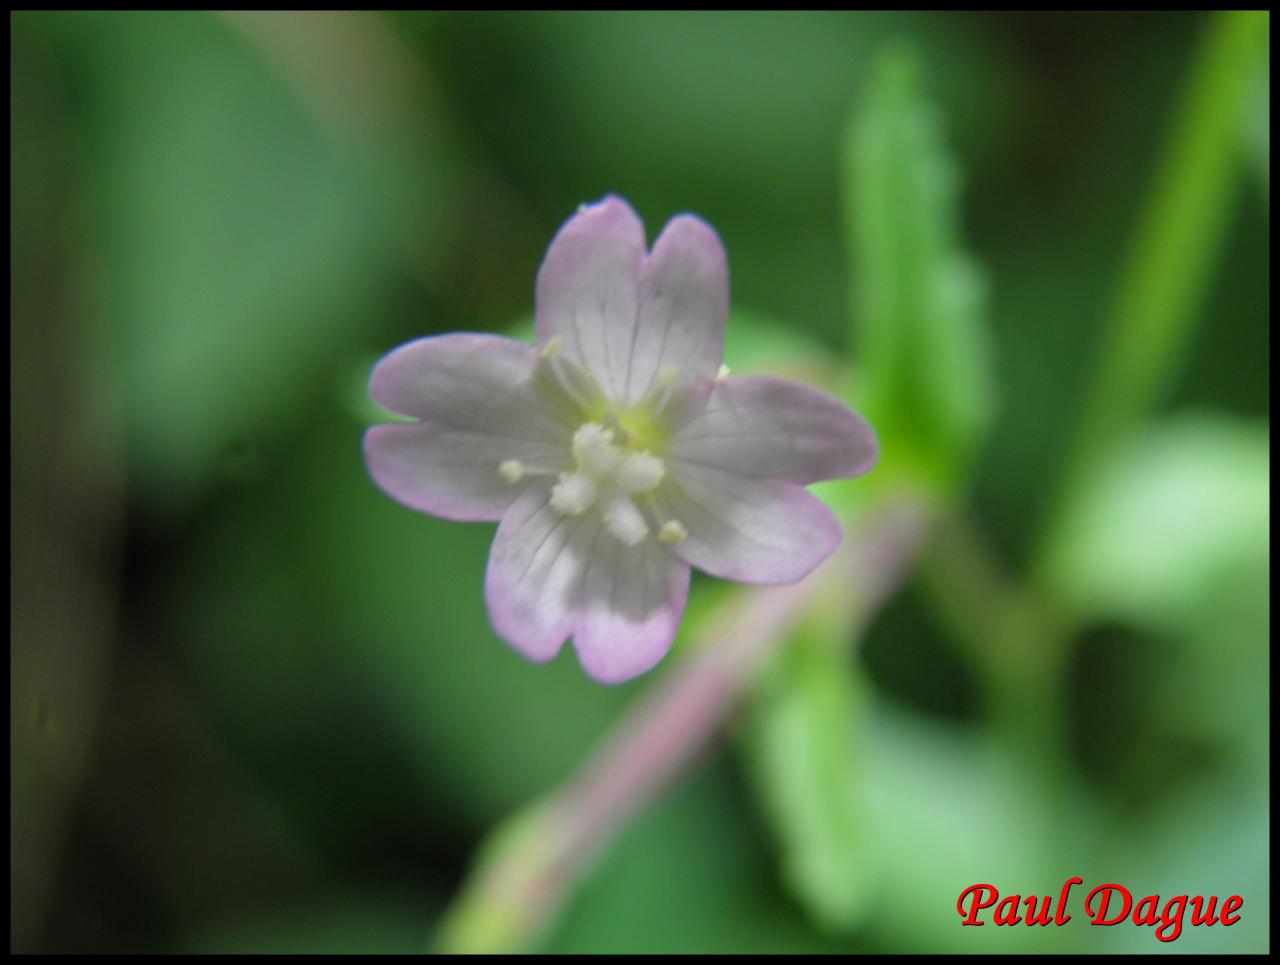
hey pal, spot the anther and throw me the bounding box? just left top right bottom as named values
left=572, top=423, right=621, bottom=476
left=498, top=460, right=525, bottom=484
left=603, top=498, right=649, bottom=546
left=658, top=520, right=688, bottom=544
left=550, top=472, right=597, bottom=515
left=616, top=450, right=664, bottom=494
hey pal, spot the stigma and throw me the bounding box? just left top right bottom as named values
left=549, top=422, right=667, bottom=545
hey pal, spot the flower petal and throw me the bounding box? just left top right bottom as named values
left=485, top=484, right=691, bottom=682
left=628, top=213, right=728, bottom=415
left=485, top=485, right=592, bottom=663
left=572, top=534, right=691, bottom=684
left=535, top=196, right=646, bottom=404
left=534, top=197, right=728, bottom=419
left=655, top=462, right=843, bottom=584
left=364, top=334, right=571, bottom=522
left=369, top=333, right=567, bottom=432
left=669, top=376, right=878, bottom=484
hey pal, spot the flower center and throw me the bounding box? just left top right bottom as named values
left=549, top=422, right=666, bottom=546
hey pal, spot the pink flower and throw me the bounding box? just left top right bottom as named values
left=364, top=196, right=877, bottom=683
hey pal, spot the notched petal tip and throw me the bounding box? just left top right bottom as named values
left=646, top=214, right=730, bottom=307
left=571, top=554, right=691, bottom=685
left=557, top=194, right=645, bottom=244
left=653, top=211, right=727, bottom=261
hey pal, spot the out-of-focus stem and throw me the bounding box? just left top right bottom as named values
left=918, top=513, right=1071, bottom=786
left=1038, top=10, right=1270, bottom=573
left=434, top=496, right=931, bottom=954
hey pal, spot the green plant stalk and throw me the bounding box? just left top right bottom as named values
left=433, top=493, right=931, bottom=954
left=1039, top=10, right=1270, bottom=573
left=918, top=513, right=1071, bottom=791
left=918, top=11, right=1271, bottom=800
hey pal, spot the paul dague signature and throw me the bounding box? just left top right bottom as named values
left=957, top=878, right=1243, bottom=943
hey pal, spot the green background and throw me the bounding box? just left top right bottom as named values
left=11, top=11, right=1269, bottom=953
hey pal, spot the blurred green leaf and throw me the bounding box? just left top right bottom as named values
left=1046, top=414, right=1269, bottom=761
left=859, top=703, right=1064, bottom=952
left=1039, top=10, right=1270, bottom=554
left=1042, top=413, right=1269, bottom=635
left=50, top=11, right=451, bottom=505
left=1157, top=557, right=1269, bottom=761
left=740, top=608, right=873, bottom=932
left=544, top=760, right=846, bottom=954
left=169, top=407, right=632, bottom=830
left=434, top=802, right=561, bottom=954
left=1088, top=773, right=1269, bottom=953
left=842, top=44, right=994, bottom=494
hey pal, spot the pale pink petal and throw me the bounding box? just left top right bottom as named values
left=484, top=485, right=592, bottom=663
left=534, top=197, right=728, bottom=421
left=485, top=484, right=691, bottom=682
left=627, top=214, right=728, bottom=416
left=655, top=461, right=843, bottom=584
left=669, top=376, right=877, bottom=484
left=535, top=196, right=646, bottom=404
left=364, top=334, right=571, bottom=522
left=572, top=535, right=691, bottom=684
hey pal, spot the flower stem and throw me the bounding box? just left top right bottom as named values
left=918, top=512, right=1072, bottom=789
left=1037, top=9, right=1270, bottom=574
left=433, top=496, right=930, bottom=954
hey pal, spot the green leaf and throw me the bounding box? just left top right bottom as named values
left=434, top=802, right=563, bottom=954
left=1039, top=11, right=1270, bottom=550
left=544, top=760, right=845, bottom=954
left=1042, top=413, right=1269, bottom=635
left=858, top=703, right=1064, bottom=952
left=1044, top=413, right=1269, bottom=758
left=51, top=12, right=454, bottom=505
left=841, top=44, right=994, bottom=494
left=739, top=602, right=874, bottom=932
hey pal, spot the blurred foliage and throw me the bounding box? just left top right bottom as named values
left=1039, top=10, right=1270, bottom=551
left=843, top=46, right=994, bottom=494
left=1046, top=415, right=1268, bottom=634
left=741, top=603, right=873, bottom=933
left=10, top=10, right=1269, bottom=955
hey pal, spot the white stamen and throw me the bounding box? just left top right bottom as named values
left=550, top=471, right=597, bottom=515
left=498, top=459, right=524, bottom=484
left=603, top=498, right=649, bottom=546
left=658, top=519, right=688, bottom=544
left=616, top=450, right=664, bottom=494
left=716, top=364, right=731, bottom=383
left=572, top=423, right=621, bottom=475
left=551, top=421, right=667, bottom=545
